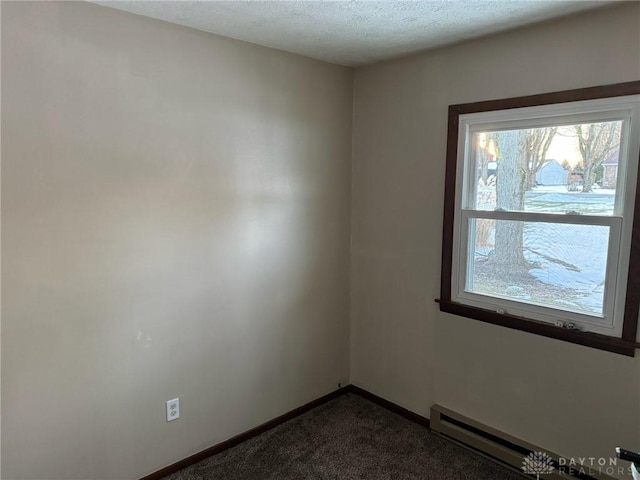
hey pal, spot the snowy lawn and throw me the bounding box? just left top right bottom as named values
left=473, top=186, right=615, bottom=316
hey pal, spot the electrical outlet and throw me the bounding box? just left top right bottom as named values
left=166, top=398, right=180, bottom=422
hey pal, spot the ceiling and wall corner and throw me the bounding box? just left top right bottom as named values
left=89, top=0, right=614, bottom=66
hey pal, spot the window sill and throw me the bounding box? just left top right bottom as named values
left=436, top=299, right=639, bottom=357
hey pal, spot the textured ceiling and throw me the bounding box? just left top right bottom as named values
left=90, top=1, right=613, bottom=66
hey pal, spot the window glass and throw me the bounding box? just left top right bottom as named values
left=468, top=219, right=609, bottom=317
left=472, top=121, right=623, bottom=216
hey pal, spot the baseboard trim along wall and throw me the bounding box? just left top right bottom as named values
left=139, top=384, right=430, bottom=480
left=345, top=385, right=431, bottom=428
left=139, top=387, right=348, bottom=480
left=140, top=387, right=619, bottom=480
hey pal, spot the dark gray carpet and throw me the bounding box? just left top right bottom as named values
left=164, top=393, right=526, bottom=480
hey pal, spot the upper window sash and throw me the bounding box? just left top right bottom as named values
left=457, top=106, right=637, bottom=216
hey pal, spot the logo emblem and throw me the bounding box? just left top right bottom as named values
left=522, top=451, right=555, bottom=479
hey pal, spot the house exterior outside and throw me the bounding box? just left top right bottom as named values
left=603, top=150, right=619, bottom=188
left=535, top=159, right=568, bottom=185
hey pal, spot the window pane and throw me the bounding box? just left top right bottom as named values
left=468, top=219, right=609, bottom=317
left=472, top=121, right=622, bottom=215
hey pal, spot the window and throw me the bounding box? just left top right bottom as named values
left=439, top=82, right=640, bottom=356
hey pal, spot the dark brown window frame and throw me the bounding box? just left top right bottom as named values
left=439, top=81, right=640, bottom=357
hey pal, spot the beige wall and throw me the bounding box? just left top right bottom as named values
left=4, top=2, right=640, bottom=480
left=351, top=3, right=640, bottom=477
left=1, top=2, right=352, bottom=479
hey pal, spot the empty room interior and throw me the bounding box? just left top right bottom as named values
left=2, top=1, right=640, bottom=479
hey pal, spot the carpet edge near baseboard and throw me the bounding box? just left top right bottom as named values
left=346, top=385, right=431, bottom=428
left=138, top=384, right=430, bottom=480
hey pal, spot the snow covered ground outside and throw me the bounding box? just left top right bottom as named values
left=474, top=185, right=616, bottom=315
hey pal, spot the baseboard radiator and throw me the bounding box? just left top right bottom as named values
left=430, top=405, right=618, bottom=480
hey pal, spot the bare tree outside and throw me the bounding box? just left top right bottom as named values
left=476, top=139, right=490, bottom=186
left=488, top=129, right=528, bottom=268
left=475, top=132, right=498, bottom=186
left=523, top=127, right=557, bottom=190
left=575, top=121, right=621, bottom=192
left=481, top=127, right=558, bottom=268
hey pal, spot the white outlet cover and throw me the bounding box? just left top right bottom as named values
left=166, top=398, right=180, bottom=422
